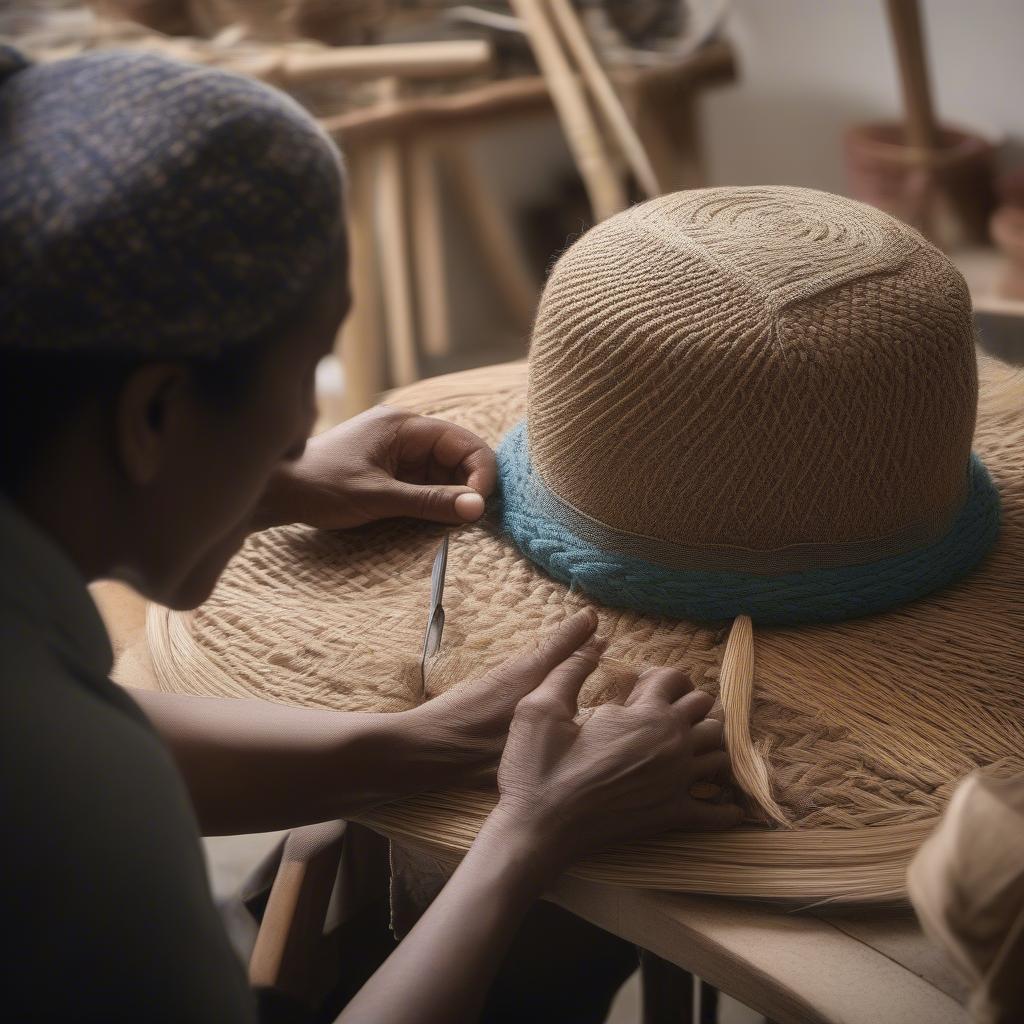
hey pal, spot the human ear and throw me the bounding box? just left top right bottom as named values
left=114, top=363, right=190, bottom=485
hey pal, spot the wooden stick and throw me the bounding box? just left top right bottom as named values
left=883, top=0, right=939, bottom=154
left=409, top=140, right=452, bottom=359
left=546, top=0, right=663, bottom=198
left=249, top=821, right=346, bottom=995
left=509, top=0, right=627, bottom=221
left=339, top=146, right=387, bottom=417
left=320, top=43, right=737, bottom=145
left=375, top=81, right=420, bottom=388
left=149, top=39, right=494, bottom=85
left=445, top=143, right=540, bottom=334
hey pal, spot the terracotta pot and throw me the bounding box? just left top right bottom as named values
left=990, top=205, right=1024, bottom=300
left=845, top=121, right=996, bottom=249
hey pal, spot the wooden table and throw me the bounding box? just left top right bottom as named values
left=92, top=580, right=968, bottom=1024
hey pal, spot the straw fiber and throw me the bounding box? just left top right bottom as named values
left=149, top=356, right=1024, bottom=903
left=528, top=189, right=977, bottom=556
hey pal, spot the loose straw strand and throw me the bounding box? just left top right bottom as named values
left=720, top=614, right=791, bottom=828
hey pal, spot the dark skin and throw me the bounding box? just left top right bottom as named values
left=17, top=252, right=739, bottom=1023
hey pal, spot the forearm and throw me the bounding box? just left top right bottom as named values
left=337, top=808, right=564, bottom=1024
left=132, top=690, right=468, bottom=835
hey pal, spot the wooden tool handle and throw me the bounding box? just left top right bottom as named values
left=884, top=0, right=939, bottom=154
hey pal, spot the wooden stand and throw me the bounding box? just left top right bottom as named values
left=324, top=42, right=737, bottom=414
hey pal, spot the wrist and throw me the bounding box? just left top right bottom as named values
left=486, top=798, right=580, bottom=878
left=400, top=702, right=499, bottom=780
left=467, top=803, right=573, bottom=893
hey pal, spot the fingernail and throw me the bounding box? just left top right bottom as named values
left=454, top=491, right=485, bottom=521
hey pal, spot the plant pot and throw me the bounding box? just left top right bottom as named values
left=845, top=121, right=996, bottom=249
left=990, top=205, right=1024, bottom=300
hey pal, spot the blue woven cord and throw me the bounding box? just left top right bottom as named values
left=496, top=421, right=1001, bottom=626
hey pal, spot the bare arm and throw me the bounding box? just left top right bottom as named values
left=132, top=691, right=459, bottom=835
left=130, top=612, right=609, bottom=835
left=338, top=616, right=740, bottom=1024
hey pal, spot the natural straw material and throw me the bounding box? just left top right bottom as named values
left=147, top=189, right=1024, bottom=904
left=148, top=358, right=1024, bottom=903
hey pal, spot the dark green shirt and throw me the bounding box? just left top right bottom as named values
left=0, top=498, right=255, bottom=1022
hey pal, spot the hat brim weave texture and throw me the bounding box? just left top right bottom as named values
left=147, top=358, right=1024, bottom=903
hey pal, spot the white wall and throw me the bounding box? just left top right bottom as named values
left=699, top=0, right=1024, bottom=193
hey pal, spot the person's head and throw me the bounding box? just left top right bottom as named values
left=0, top=47, right=349, bottom=608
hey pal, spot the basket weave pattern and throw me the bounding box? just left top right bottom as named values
left=149, top=358, right=1024, bottom=900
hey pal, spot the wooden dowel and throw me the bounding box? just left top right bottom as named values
left=112, top=37, right=493, bottom=85
left=409, top=140, right=452, bottom=359
left=274, top=39, right=494, bottom=83
left=339, top=146, right=387, bottom=417
left=884, top=0, right=939, bottom=154
left=375, top=81, right=420, bottom=388
left=509, top=0, right=627, bottom=221
left=546, top=0, right=663, bottom=198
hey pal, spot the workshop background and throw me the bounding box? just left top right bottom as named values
left=4, top=3, right=1022, bottom=1023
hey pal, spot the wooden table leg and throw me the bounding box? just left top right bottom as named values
left=409, top=138, right=451, bottom=359
left=376, top=133, right=420, bottom=387
left=339, top=145, right=387, bottom=418
left=640, top=949, right=726, bottom=1024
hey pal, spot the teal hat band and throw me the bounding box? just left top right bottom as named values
left=496, top=420, right=1001, bottom=626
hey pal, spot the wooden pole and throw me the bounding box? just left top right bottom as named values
left=376, top=137, right=420, bottom=387
left=546, top=0, right=663, bottom=198
left=883, top=0, right=939, bottom=154
left=409, top=140, right=452, bottom=359
left=339, top=146, right=387, bottom=417
left=509, top=0, right=627, bottom=221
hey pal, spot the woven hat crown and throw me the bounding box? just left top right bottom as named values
left=527, top=187, right=978, bottom=557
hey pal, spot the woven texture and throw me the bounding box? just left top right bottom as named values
left=528, top=188, right=978, bottom=555
left=148, top=356, right=1024, bottom=902
left=499, top=421, right=1000, bottom=624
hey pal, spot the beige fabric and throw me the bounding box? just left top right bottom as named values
left=908, top=772, right=1024, bottom=1024
left=146, top=188, right=1024, bottom=903
left=529, top=188, right=977, bottom=558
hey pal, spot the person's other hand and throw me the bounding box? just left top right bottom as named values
left=259, top=405, right=496, bottom=530
left=493, top=647, right=742, bottom=868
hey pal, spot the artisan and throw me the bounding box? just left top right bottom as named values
left=0, top=48, right=738, bottom=1022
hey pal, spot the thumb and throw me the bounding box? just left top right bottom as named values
left=386, top=480, right=486, bottom=524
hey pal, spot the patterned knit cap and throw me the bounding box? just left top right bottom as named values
left=0, top=47, right=344, bottom=354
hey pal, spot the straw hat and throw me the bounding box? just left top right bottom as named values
left=149, top=187, right=1024, bottom=903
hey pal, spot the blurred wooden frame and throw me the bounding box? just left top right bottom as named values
left=323, top=41, right=736, bottom=416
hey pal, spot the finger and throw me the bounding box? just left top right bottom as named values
left=627, top=666, right=694, bottom=705
left=397, top=417, right=499, bottom=498
left=675, top=688, right=715, bottom=724
left=690, top=718, right=724, bottom=754
left=384, top=479, right=485, bottom=524
left=679, top=798, right=744, bottom=828
left=493, top=609, right=599, bottom=698
left=686, top=749, right=731, bottom=783
left=534, top=634, right=607, bottom=712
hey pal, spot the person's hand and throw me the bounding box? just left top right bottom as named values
left=492, top=642, right=742, bottom=870
left=258, top=405, right=496, bottom=530
left=401, top=609, right=606, bottom=780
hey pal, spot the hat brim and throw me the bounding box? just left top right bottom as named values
left=148, top=357, right=1024, bottom=903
